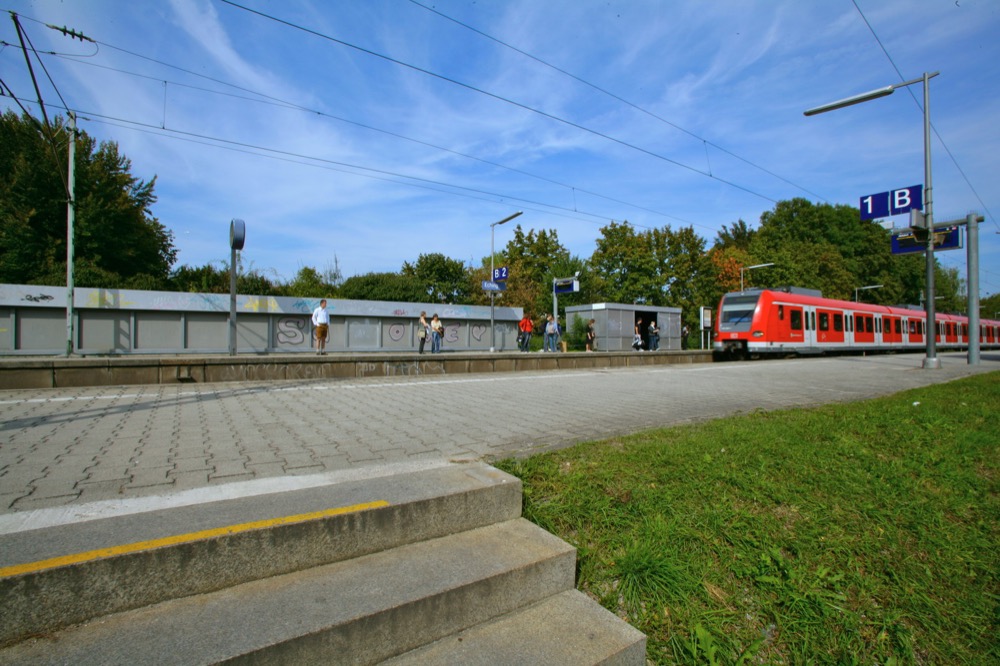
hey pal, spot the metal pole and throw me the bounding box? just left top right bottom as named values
left=967, top=213, right=981, bottom=365
left=229, top=246, right=237, bottom=356
left=490, top=224, right=496, bottom=352
left=922, top=72, right=939, bottom=369
left=552, top=279, right=557, bottom=330
left=65, top=112, right=76, bottom=356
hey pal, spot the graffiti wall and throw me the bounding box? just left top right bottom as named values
left=0, top=284, right=522, bottom=355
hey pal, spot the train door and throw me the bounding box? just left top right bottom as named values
left=854, top=313, right=875, bottom=346
left=883, top=316, right=902, bottom=346
left=816, top=309, right=845, bottom=347
left=768, top=302, right=806, bottom=347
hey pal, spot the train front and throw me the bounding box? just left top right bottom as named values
left=713, top=290, right=764, bottom=360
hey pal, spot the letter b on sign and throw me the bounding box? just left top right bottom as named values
left=889, top=185, right=922, bottom=216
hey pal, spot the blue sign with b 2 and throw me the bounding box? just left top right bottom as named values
left=492, top=266, right=508, bottom=282
left=860, top=185, right=922, bottom=220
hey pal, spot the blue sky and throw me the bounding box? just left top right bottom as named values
left=3, top=0, right=999, bottom=300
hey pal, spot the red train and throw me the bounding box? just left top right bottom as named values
left=713, top=287, right=1000, bottom=360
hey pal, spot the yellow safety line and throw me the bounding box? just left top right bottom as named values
left=0, top=500, right=390, bottom=579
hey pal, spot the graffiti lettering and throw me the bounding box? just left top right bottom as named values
left=445, top=323, right=460, bottom=343
left=22, top=294, right=54, bottom=303
left=471, top=325, right=486, bottom=341
left=277, top=316, right=309, bottom=345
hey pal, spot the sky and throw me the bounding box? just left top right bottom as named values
left=2, top=0, right=999, bottom=300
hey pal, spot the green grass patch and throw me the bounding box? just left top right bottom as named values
left=496, top=372, right=999, bottom=664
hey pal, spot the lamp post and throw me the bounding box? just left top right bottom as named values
left=805, top=72, right=940, bottom=369
left=740, top=262, right=774, bottom=292
left=854, top=284, right=883, bottom=302
left=490, top=211, right=522, bottom=352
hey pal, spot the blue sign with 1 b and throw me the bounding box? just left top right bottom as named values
left=860, top=185, right=922, bottom=220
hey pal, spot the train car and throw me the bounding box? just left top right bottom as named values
left=713, top=286, right=1000, bottom=360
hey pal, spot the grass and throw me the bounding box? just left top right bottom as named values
left=495, top=372, right=999, bottom=665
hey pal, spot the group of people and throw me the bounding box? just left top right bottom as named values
left=417, top=311, right=445, bottom=353
left=632, top=317, right=660, bottom=351
left=515, top=314, right=597, bottom=353
left=314, top=298, right=673, bottom=354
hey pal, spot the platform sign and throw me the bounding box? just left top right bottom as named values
left=482, top=280, right=506, bottom=292
left=553, top=278, right=579, bottom=294
left=492, top=266, right=508, bottom=282
left=860, top=185, right=922, bottom=221
left=891, top=226, right=961, bottom=255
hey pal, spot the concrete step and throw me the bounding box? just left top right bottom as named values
left=0, top=518, right=577, bottom=665
left=384, top=589, right=647, bottom=665
left=0, top=461, right=521, bottom=647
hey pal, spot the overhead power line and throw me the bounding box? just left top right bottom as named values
left=405, top=0, right=828, bottom=203
left=851, top=0, right=996, bottom=232
left=218, top=0, right=780, bottom=205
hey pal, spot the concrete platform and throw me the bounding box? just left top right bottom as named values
left=0, top=349, right=712, bottom=389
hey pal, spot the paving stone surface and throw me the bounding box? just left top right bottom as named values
left=0, top=353, right=997, bottom=514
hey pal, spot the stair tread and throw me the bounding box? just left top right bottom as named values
left=0, top=519, right=576, bottom=665
left=385, top=589, right=647, bottom=666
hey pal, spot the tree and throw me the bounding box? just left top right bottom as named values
left=0, top=111, right=176, bottom=288
left=280, top=266, right=339, bottom=298
left=714, top=219, right=756, bottom=251
left=401, top=253, right=470, bottom=303
left=749, top=198, right=935, bottom=305
left=477, top=225, right=571, bottom=320
left=589, top=221, right=658, bottom=304
left=338, top=272, right=427, bottom=302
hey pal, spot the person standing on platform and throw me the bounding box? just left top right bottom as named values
left=430, top=314, right=444, bottom=353
left=312, top=299, right=330, bottom=355
left=586, top=318, right=597, bottom=352
left=648, top=319, right=660, bottom=351
left=417, top=311, right=429, bottom=354
left=518, top=313, right=534, bottom=352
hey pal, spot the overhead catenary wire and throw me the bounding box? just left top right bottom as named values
left=851, top=0, right=996, bottom=233
left=218, top=0, right=779, bottom=206
left=405, top=0, right=829, bottom=203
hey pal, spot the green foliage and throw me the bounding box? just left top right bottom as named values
left=747, top=198, right=940, bottom=305
left=338, top=271, right=427, bottom=302
left=492, top=225, right=573, bottom=317
left=280, top=265, right=338, bottom=298
left=589, top=221, right=658, bottom=304
left=401, top=253, right=470, bottom=303
left=0, top=111, right=176, bottom=287
left=496, top=373, right=1000, bottom=664
left=714, top=219, right=756, bottom=251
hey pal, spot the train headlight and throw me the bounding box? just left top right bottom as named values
left=752, top=330, right=764, bottom=337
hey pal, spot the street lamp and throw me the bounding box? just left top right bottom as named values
left=854, top=284, right=883, bottom=302
left=740, top=262, right=774, bottom=292
left=805, top=72, right=940, bottom=369
left=490, top=211, right=522, bottom=352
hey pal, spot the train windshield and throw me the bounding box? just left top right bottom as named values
left=719, top=293, right=760, bottom=332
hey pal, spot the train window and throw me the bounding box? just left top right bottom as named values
left=778, top=305, right=784, bottom=320
left=834, top=314, right=843, bottom=332
left=819, top=312, right=829, bottom=331
left=847, top=315, right=853, bottom=332
left=809, top=312, right=815, bottom=331
left=876, top=318, right=882, bottom=334
left=866, top=317, right=873, bottom=333
left=895, top=319, right=902, bottom=334
left=790, top=310, right=802, bottom=331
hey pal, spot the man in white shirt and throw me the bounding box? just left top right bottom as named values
left=312, top=299, right=330, bottom=354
